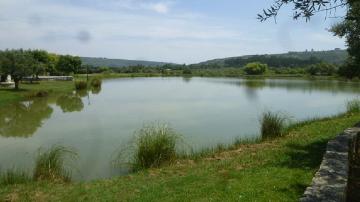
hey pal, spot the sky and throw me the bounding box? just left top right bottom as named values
left=0, top=0, right=347, bottom=64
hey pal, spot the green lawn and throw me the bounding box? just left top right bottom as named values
left=1, top=113, right=359, bottom=201
left=0, top=81, right=74, bottom=106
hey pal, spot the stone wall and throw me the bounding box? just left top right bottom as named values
left=300, top=125, right=360, bottom=202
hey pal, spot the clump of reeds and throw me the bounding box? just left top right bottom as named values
left=346, top=99, right=360, bottom=114
left=128, top=123, right=179, bottom=170
left=74, top=80, right=87, bottom=90
left=0, top=169, right=31, bottom=186
left=33, top=145, right=76, bottom=182
left=260, top=111, right=287, bottom=139
left=90, top=78, right=102, bottom=88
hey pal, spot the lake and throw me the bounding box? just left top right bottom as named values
left=0, top=77, right=359, bottom=181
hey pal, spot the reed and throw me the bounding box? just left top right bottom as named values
left=260, top=111, right=287, bottom=139
left=33, top=145, right=76, bottom=182
left=0, top=169, right=31, bottom=186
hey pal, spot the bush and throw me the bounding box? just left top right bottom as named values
left=28, top=90, right=49, bottom=98
left=131, top=123, right=179, bottom=170
left=0, top=169, right=31, bottom=186
left=34, top=90, right=49, bottom=97
left=33, top=145, right=76, bottom=182
left=182, top=68, right=192, bottom=75
left=74, top=80, right=87, bottom=90
left=90, top=78, right=102, bottom=88
left=338, top=59, right=360, bottom=79
left=243, top=62, right=268, bottom=75
left=346, top=99, right=360, bottom=114
left=306, top=62, right=337, bottom=76
left=260, top=111, right=286, bottom=139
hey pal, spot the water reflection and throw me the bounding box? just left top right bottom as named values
left=0, top=99, right=53, bottom=137
left=206, top=78, right=360, bottom=94
left=76, top=89, right=88, bottom=98
left=0, top=77, right=359, bottom=181
left=91, top=86, right=101, bottom=95
left=0, top=86, right=102, bottom=138
left=56, top=94, right=84, bottom=113
left=182, top=76, right=192, bottom=83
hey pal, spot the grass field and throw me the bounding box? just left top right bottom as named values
left=1, top=113, right=359, bottom=201
left=0, top=81, right=74, bottom=106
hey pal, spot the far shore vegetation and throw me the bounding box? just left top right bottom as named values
left=0, top=47, right=358, bottom=107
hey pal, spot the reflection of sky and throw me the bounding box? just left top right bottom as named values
left=0, top=77, right=359, bottom=181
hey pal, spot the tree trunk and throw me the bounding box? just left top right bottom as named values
left=14, top=79, right=20, bottom=90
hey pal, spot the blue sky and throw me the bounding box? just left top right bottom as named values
left=0, top=0, right=346, bottom=64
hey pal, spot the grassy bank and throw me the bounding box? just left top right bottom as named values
left=1, top=113, right=359, bottom=201
left=0, top=81, right=74, bottom=106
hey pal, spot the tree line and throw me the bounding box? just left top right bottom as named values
left=0, top=49, right=82, bottom=89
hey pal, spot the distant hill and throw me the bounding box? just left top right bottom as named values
left=81, top=57, right=169, bottom=68
left=196, top=49, right=348, bottom=68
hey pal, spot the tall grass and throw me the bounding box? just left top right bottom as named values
left=346, top=99, right=360, bottom=114
left=33, top=146, right=76, bottom=182
left=260, top=111, right=287, bottom=139
left=74, top=80, right=87, bottom=90
left=127, top=123, right=179, bottom=170
left=0, top=169, right=31, bottom=186
left=90, top=78, right=102, bottom=88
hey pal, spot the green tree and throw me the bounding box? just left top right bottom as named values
left=307, top=63, right=337, bottom=76
left=182, top=68, right=192, bottom=75
left=0, top=49, right=34, bottom=90
left=243, top=62, right=268, bottom=75
left=331, top=0, right=360, bottom=78
left=260, top=0, right=359, bottom=78
left=56, top=55, right=82, bottom=75
left=47, top=53, right=60, bottom=75
left=258, top=0, right=348, bottom=21
left=30, top=50, right=49, bottom=82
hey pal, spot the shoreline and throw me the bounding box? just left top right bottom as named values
left=1, top=111, right=360, bottom=201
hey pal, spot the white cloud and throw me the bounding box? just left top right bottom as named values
left=0, top=0, right=346, bottom=64
left=148, top=2, right=169, bottom=14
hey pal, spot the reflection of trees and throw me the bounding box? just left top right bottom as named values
left=0, top=99, right=53, bottom=137
left=243, top=80, right=266, bottom=89
left=91, top=86, right=102, bottom=95
left=206, top=78, right=360, bottom=94
left=243, top=80, right=266, bottom=102
left=56, top=94, right=84, bottom=113
left=182, top=76, right=192, bottom=83
left=76, top=90, right=88, bottom=98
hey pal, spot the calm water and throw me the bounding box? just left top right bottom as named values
left=0, top=77, right=359, bottom=181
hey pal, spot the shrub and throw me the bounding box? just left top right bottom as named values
left=131, top=123, right=179, bottom=170
left=182, top=68, right=192, bottom=75
left=33, top=145, right=76, bottom=182
left=260, top=111, right=286, bottom=139
left=0, top=169, right=31, bottom=186
left=346, top=99, right=360, bottom=114
left=35, top=90, right=49, bottom=97
left=243, top=62, right=268, bottom=75
left=28, top=90, right=49, bottom=98
left=338, top=59, right=360, bottom=79
left=90, top=78, right=102, bottom=88
left=306, top=62, right=337, bottom=76
left=74, top=80, right=87, bottom=90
